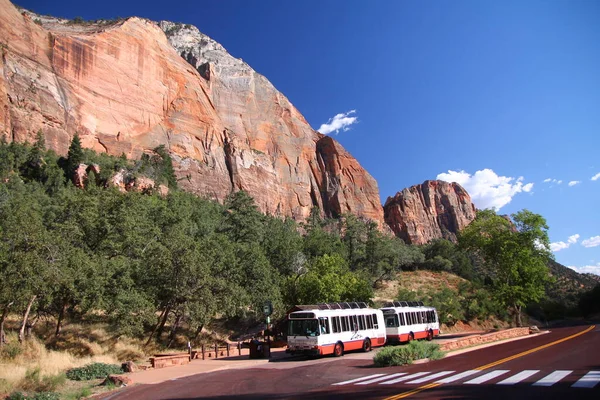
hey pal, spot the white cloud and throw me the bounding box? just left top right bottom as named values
left=543, top=178, right=562, bottom=185
left=550, top=234, right=580, bottom=252
left=582, top=236, right=600, bottom=248
left=436, top=169, right=534, bottom=211
left=318, top=110, right=358, bottom=135
left=591, top=172, right=600, bottom=181
left=568, top=263, right=600, bottom=276
left=568, top=234, right=580, bottom=244
left=568, top=180, right=580, bottom=186
left=550, top=242, right=569, bottom=252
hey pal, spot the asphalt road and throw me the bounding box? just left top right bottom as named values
left=105, top=324, right=600, bottom=400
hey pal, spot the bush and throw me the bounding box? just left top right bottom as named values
left=7, top=392, right=59, bottom=400
left=1, top=342, right=23, bottom=359
left=65, top=363, right=123, bottom=381
left=373, top=342, right=444, bottom=367
left=19, top=368, right=66, bottom=393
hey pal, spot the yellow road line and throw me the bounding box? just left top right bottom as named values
left=383, top=325, right=596, bottom=400
left=474, top=325, right=595, bottom=370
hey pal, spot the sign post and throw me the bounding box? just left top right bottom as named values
left=263, top=301, right=273, bottom=358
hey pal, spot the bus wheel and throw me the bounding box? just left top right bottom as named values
left=427, top=329, right=433, bottom=341
left=362, top=338, right=372, bottom=352
left=408, top=332, right=414, bottom=343
left=334, top=342, right=344, bottom=357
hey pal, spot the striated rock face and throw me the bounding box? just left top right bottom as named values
left=0, top=1, right=383, bottom=226
left=383, top=180, right=477, bottom=245
left=159, top=21, right=383, bottom=224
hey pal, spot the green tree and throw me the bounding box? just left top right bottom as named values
left=302, top=209, right=345, bottom=260
left=285, top=254, right=372, bottom=306
left=220, top=191, right=265, bottom=243
left=261, top=217, right=303, bottom=276
left=340, top=214, right=368, bottom=269
left=422, top=239, right=475, bottom=279
left=459, top=209, right=552, bottom=326
left=66, top=133, right=84, bottom=180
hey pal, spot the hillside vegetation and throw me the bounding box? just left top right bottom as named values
left=0, top=134, right=597, bottom=397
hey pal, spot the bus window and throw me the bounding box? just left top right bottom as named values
left=358, top=315, right=365, bottom=330
left=366, top=314, right=373, bottom=329
left=399, top=312, right=406, bottom=326
left=319, top=317, right=330, bottom=334
left=341, top=316, right=349, bottom=332
left=351, top=315, right=358, bottom=331
left=288, top=319, right=319, bottom=336
left=385, top=314, right=399, bottom=328
left=332, top=316, right=340, bottom=333
left=372, top=314, right=379, bottom=329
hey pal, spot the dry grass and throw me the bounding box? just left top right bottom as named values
left=0, top=318, right=154, bottom=396
left=374, top=270, right=467, bottom=303
left=0, top=332, right=118, bottom=395
left=373, top=271, right=510, bottom=333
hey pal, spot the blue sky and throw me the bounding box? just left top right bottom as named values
left=15, top=0, right=600, bottom=274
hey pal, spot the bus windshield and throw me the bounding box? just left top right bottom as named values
left=385, top=314, right=399, bottom=328
left=289, top=319, right=319, bottom=336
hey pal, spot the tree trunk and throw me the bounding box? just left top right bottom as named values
left=18, top=295, right=37, bottom=343
left=193, top=324, right=204, bottom=341
left=166, top=312, right=183, bottom=349
left=55, top=300, right=68, bottom=336
left=0, top=302, right=14, bottom=347
left=515, top=304, right=522, bottom=327
left=155, top=305, right=171, bottom=342
left=26, top=313, right=39, bottom=338
left=145, top=306, right=169, bottom=347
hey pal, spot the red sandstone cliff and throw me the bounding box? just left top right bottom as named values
left=383, top=180, right=477, bottom=245
left=0, top=1, right=384, bottom=225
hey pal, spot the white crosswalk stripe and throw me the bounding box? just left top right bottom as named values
left=572, top=371, right=600, bottom=389
left=356, top=373, right=407, bottom=385
left=331, top=369, right=600, bottom=389
left=533, top=370, right=573, bottom=387
left=435, top=370, right=480, bottom=383
left=406, top=371, right=455, bottom=384
left=379, top=372, right=432, bottom=385
left=332, top=373, right=386, bottom=386
left=464, top=370, right=510, bottom=385
left=497, top=370, right=540, bottom=385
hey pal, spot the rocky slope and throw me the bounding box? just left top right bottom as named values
left=0, top=0, right=383, bottom=225
left=383, top=180, right=477, bottom=245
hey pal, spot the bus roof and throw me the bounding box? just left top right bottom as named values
left=383, top=301, right=425, bottom=307
left=289, top=307, right=382, bottom=319
left=380, top=306, right=437, bottom=313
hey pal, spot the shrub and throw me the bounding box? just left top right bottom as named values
left=64, top=386, right=92, bottom=400
left=1, top=342, right=23, bottom=360
left=19, top=368, right=66, bottom=393
left=373, top=342, right=444, bottom=367
left=7, top=392, right=59, bottom=400
left=65, top=363, right=123, bottom=381
left=373, top=346, right=414, bottom=367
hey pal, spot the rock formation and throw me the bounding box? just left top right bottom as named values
left=383, top=180, right=477, bottom=245
left=0, top=1, right=384, bottom=226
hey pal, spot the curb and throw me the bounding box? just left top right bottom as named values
left=442, top=330, right=551, bottom=358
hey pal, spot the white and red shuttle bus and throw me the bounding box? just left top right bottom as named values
left=381, top=301, right=440, bottom=343
left=287, top=302, right=386, bottom=357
